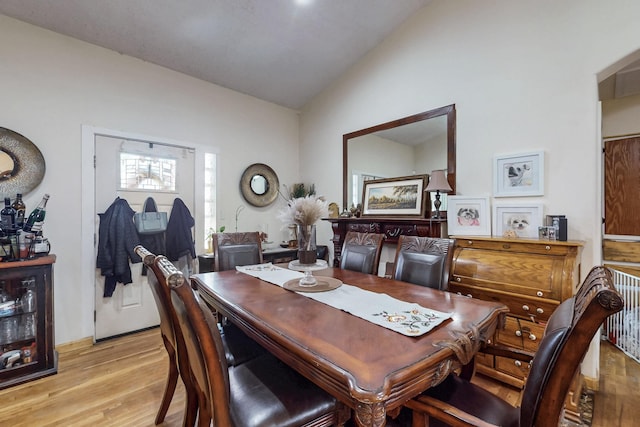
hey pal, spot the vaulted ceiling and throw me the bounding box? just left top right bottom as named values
left=0, top=0, right=431, bottom=109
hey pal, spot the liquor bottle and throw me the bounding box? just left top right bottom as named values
left=11, top=193, right=25, bottom=228
left=23, top=194, right=50, bottom=233
left=0, top=198, right=16, bottom=230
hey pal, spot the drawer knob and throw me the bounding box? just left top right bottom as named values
left=503, top=244, right=511, bottom=249
left=545, top=245, right=551, bottom=250
left=467, top=240, right=473, bottom=245
left=466, top=294, right=472, bottom=298
left=522, top=305, right=530, bottom=312
left=529, top=333, right=537, bottom=341
left=536, top=291, right=543, bottom=297
left=456, top=277, right=461, bottom=282
left=536, top=308, right=544, bottom=314
left=515, top=360, right=522, bottom=367
left=515, top=330, right=522, bottom=337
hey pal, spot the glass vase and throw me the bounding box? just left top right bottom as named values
left=297, top=224, right=317, bottom=265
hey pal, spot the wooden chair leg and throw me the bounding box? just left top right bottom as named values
left=412, top=411, right=427, bottom=427
left=155, top=337, right=179, bottom=424
left=196, top=393, right=212, bottom=427
left=182, top=384, right=199, bottom=427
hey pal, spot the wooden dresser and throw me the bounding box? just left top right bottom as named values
left=447, top=237, right=584, bottom=418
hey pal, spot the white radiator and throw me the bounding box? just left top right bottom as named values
left=605, top=268, right=640, bottom=364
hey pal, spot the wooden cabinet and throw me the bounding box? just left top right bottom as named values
left=0, top=255, right=57, bottom=389
left=448, top=237, right=583, bottom=419
left=323, top=217, right=445, bottom=267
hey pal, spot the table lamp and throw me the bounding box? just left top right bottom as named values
left=425, top=170, right=452, bottom=219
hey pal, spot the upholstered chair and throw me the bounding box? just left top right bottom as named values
left=392, top=236, right=455, bottom=290
left=340, top=231, right=385, bottom=275
left=136, top=246, right=266, bottom=425
left=405, top=266, right=623, bottom=427
left=135, top=246, right=198, bottom=426
left=167, top=262, right=352, bottom=427
left=213, top=231, right=263, bottom=271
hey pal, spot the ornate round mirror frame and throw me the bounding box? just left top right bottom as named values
left=0, top=127, right=46, bottom=196
left=240, top=163, right=280, bottom=207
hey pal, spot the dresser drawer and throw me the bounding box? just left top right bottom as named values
left=475, top=350, right=494, bottom=367
left=495, top=316, right=546, bottom=351
left=452, top=250, right=563, bottom=300
left=451, top=237, right=582, bottom=303
left=495, top=355, right=531, bottom=381
left=455, top=238, right=574, bottom=256
left=448, top=282, right=558, bottom=322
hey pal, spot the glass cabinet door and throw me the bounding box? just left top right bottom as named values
left=0, top=276, right=39, bottom=370
left=0, top=256, right=56, bottom=389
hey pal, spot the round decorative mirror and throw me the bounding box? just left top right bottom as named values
left=0, top=127, right=46, bottom=195
left=240, top=163, right=279, bottom=207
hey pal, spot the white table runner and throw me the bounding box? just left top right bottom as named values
left=236, top=263, right=452, bottom=337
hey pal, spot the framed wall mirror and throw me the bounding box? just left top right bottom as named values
left=240, top=163, right=280, bottom=207
left=0, top=127, right=46, bottom=196
left=342, top=104, right=456, bottom=214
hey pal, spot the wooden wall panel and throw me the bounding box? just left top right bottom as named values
left=604, top=138, right=640, bottom=236
left=602, top=239, right=640, bottom=263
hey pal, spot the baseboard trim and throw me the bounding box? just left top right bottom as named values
left=583, top=375, right=599, bottom=392
left=56, top=336, right=94, bottom=354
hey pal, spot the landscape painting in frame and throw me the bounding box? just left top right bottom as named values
left=362, top=175, right=428, bottom=217
left=447, top=196, right=491, bottom=236
left=493, top=151, right=544, bottom=197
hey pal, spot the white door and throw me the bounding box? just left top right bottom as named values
left=94, top=135, right=195, bottom=340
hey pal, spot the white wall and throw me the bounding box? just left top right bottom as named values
left=300, top=0, right=640, bottom=379
left=0, top=15, right=301, bottom=346
left=603, top=93, right=640, bottom=137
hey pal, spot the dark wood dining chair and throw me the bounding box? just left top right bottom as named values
left=392, top=236, right=455, bottom=290
left=213, top=231, right=263, bottom=271
left=340, top=231, right=385, bottom=275
left=136, top=246, right=267, bottom=425
left=167, top=263, right=352, bottom=427
left=404, top=266, right=624, bottom=427
left=135, top=245, right=198, bottom=426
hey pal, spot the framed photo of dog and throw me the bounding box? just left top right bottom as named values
left=447, top=196, right=491, bottom=236
left=493, top=151, right=544, bottom=197
left=493, top=202, right=543, bottom=238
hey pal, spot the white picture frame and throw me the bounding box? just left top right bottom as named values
left=493, top=202, right=544, bottom=238
left=493, top=151, right=544, bottom=197
left=447, top=196, right=491, bottom=236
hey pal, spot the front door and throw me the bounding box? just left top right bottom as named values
left=94, top=135, right=195, bottom=340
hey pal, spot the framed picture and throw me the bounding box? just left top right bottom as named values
left=362, top=175, right=428, bottom=217
left=493, top=151, right=544, bottom=197
left=447, top=196, right=491, bottom=236
left=493, top=202, right=544, bottom=238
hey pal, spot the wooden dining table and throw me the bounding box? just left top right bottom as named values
left=191, top=266, right=508, bottom=427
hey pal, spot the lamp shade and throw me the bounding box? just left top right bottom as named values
left=425, top=170, right=452, bottom=193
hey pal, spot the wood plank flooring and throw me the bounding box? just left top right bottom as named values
left=0, top=329, right=637, bottom=426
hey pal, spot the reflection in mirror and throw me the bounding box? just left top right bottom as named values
left=0, top=151, right=14, bottom=179
left=250, top=174, right=268, bottom=195
left=343, top=105, right=455, bottom=213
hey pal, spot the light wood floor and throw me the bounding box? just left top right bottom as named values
left=0, top=329, right=637, bottom=426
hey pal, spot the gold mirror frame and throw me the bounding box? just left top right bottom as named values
left=342, top=104, right=456, bottom=211
left=240, top=163, right=280, bottom=207
left=0, top=127, right=46, bottom=196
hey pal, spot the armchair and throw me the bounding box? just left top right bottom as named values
left=405, top=266, right=623, bottom=427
